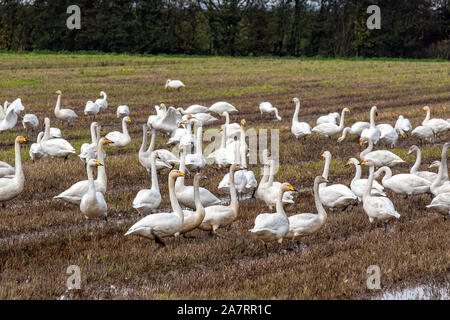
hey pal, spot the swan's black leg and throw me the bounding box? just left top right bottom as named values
left=152, top=231, right=165, bottom=247
left=264, top=243, right=269, bottom=257
left=251, top=188, right=256, bottom=198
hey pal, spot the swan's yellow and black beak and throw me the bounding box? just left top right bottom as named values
left=421, top=107, right=425, bottom=111
left=347, top=108, right=351, bottom=112
left=188, top=115, right=195, bottom=120
left=105, top=138, right=113, bottom=144
left=321, top=152, right=325, bottom=157
left=127, top=118, right=132, bottom=123
left=95, top=161, right=103, bottom=167
left=289, top=185, right=297, bottom=192
left=159, top=105, right=164, bottom=109
left=401, top=134, right=407, bottom=138
left=19, top=137, right=27, bottom=143
left=179, top=171, right=185, bottom=177
left=291, top=98, right=295, bottom=103
left=361, top=161, right=367, bottom=166
left=219, top=113, right=224, bottom=117
left=241, top=119, right=246, bottom=127
left=344, top=161, right=350, bottom=167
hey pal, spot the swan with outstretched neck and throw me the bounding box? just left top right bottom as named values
left=0, top=136, right=26, bottom=206
left=180, top=173, right=205, bottom=235
left=54, top=90, right=78, bottom=122
left=133, top=152, right=163, bottom=214
left=80, top=160, right=107, bottom=220
left=291, top=98, right=311, bottom=139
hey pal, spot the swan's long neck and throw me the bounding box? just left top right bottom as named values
left=339, top=127, right=350, bottom=140
left=338, top=109, right=346, bottom=129
left=86, top=164, right=96, bottom=202
left=229, top=167, right=239, bottom=218
left=43, top=119, right=51, bottom=141
left=275, top=188, right=286, bottom=217
left=150, top=154, right=159, bottom=193
left=96, top=142, right=106, bottom=186
left=410, top=148, right=421, bottom=174
left=360, top=139, right=373, bottom=159
left=96, top=125, right=101, bottom=144
left=37, top=132, right=44, bottom=143
left=352, top=162, right=362, bottom=183
left=267, top=160, right=276, bottom=186
left=140, top=125, right=148, bottom=153
left=224, top=112, right=230, bottom=125
left=364, top=165, right=375, bottom=199
left=423, top=108, right=430, bottom=124
left=90, top=123, right=97, bottom=144
left=195, top=125, right=203, bottom=156
left=148, top=128, right=157, bottom=153
left=122, top=119, right=129, bottom=136
left=292, top=100, right=300, bottom=125
left=322, top=155, right=331, bottom=179
left=55, top=94, right=61, bottom=112
left=239, top=127, right=247, bottom=167
left=193, top=175, right=205, bottom=225
left=440, top=144, right=449, bottom=182
left=314, top=179, right=326, bottom=221
left=220, top=125, right=226, bottom=148
left=102, top=92, right=107, bottom=100
left=260, top=164, right=269, bottom=185
left=169, top=174, right=184, bottom=222
left=274, top=108, right=281, bottom=120
left=176, top=147, right=186, bottom=190
left=378, top=166, right=392, bottom=182
left=369, top=107, right=376, bottom=128
left=14, top=140, right=24, bottom=183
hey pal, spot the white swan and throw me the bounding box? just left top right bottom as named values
left=95, top=91, right=108, bottom=110
left=180, top=173, right=206, bottom=235
left=361, top=161, right=400, bottom=230
left=422, top=106, right=450, bottom=136
left=84, top=101, right=100, bottom=116
left=116, top=105, right=129, bottom=118
left=54, top=90, right=78, bottom=122
left=249, top=183, right=295, bottom=256
left=176, top=145, right=221, bottom=209
left=0, top=98, right=24, bottom=131
left=177, top=104, right=208, bottom=115
left=259, top=102, right=281, bottom=121
left=345, top=158, right=385, bottom=201
left=80, top=160, right=107, bottom=220
left=0, top=160, right=14, bottom=179
left=105, top=116, right=131, bottom=147
left=285, top=176, right=329, bottom=246
left=312, top=107, right=349, bottom=138
left=426, top=192, right=450, bottom=220
left=184, top=113, right=217, bottom=126
left=359, top=137, right=404, bottom=167
left=54, top=138, right=112, bottom=204
left=151, top=106, right=179, bottom=133
left=319, top=151, right=357, bottom=210
left=133, top=152, right=162, bottom=214
left=168, top=118, right=194, bottom=146
left=408, top=145, right=437, bottom=183
left=360, top=106, right=381, bottom=144
left=79, top=122, right=99, bottom=163
left=317, top=112, right=340, bottom=125
left=217, top=138, right=247, bottom=197
left=430, top=143, right=450, bottom=196
left=0, top=136, right=26, bottom=206
left=40, top=118, right=75, bottom=159
left=185, top=122, right=206, bottom=171
left=208, top=101, right=238, bottom=114
left=395, top=115, right=412, bottom=135
left=124, top=170, right=186, bottom=246
left=139, top=124, right=173, bottom=171
left=199, top=164, right=242, bottom=235
left=238, top=120, right=257, bottom=194
left=165, top=79, right=185, bottom=90
left=0, top=101, right=8, bottom=121
left=290, top=98, right=311, bottom=139
left=206, top=124, right=231, bottom=167
left=412, top=125, right=434, bottom=142
left=376, top=123, right=399, bottom=147
left=29, top=132, right=47, bottom=161
left=374, top=166, right=431, bottom=196
left=337, top=121, right=370, bottom=142
left=261, top=159, right=295, bottom=209
left=221, top=111, right=241, bottom=141
left=22, top=114, right=39, bottom=129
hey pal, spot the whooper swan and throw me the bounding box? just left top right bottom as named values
left=105, top=116, right=131, bottom=147
left=80, top=160, right=107, bottom=220
left=421, top=106, right=450, bottom=136
left=259, top=102, right=281, bottom=121
left=408, top=145, right=437, bottom=183
left=54, top=90, right=78, bottom=122
left=312, top=107, right=349, bottom=138
left=360, top=106, right=381, bottom=144
left=180, top=173, right=206, bottom=235
left=345, top=158, right=385, bottom=201
left=165, top=79, right=185, bottom=90
left=40, top=117, right=76, bottom=159
left=291, top=97, right=311, bottom=139
left=359, top=137, right=404, bottom=167
left=133, top=152, right=162, bottom=214
left=374, top=166, right=431, bottom=197
left=0, top=136, right=26, bottom=206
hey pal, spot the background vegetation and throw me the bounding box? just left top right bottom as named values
left=0, top=0, right=449, bottom=59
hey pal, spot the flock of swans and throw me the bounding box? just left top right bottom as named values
left=0, top=83, right=449, bottom=256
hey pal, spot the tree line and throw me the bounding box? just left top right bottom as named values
left=0, top=0, right=449, bottom=59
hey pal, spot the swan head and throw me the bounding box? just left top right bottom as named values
left=291, top=97, right=299, bottom=104
left=87, top=159, right=103, bottom=168
left=240, top=119, right=246, bottom=127
left=343, top=107, right=350, bottom=113
left=170, top=169, right=185, bottom=178
left=321, top=151, right=331, bottom=159
left=281, top=183, right=297, bottom=193
left=345, top=158, right=359, bottom=167
left=54, top=90, right=62, bottom=95
left=15, top=136, right=27, bottom=144
left=360, top=160, right=375, bottom=167
left=314, top=176, right=329, bottom=185
left=165, top=80, right=171, bottom=89
left=407, top=145, right=419, bottom=155
left=100, top=137, right=113, bottom=146
left=123, top=116, right=131, bottom=123
left=187, top=115, right=195, bottom=120
left=359, top=137, right=370, bottom=146
left=428, top=160, right=440, bottom=169
left=422, top=106, right=430, bottom=112
left=230, top=163, right=242, bottom=172
left=99, top=91, right=106, bottom=97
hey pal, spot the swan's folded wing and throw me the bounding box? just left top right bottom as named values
left=288, top=213, right=318, bottom=229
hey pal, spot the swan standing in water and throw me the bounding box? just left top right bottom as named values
left=319, top=151, right=357, bottom=210
left=359, top=137, right=404, bottom=167
left=181, top=173, right=206, bottom=235
left=165, top=79, right=185, bottom=90
left=105, top=116, right=131, bottom=147
left=250, top=182, right=296, bottom=257
left=374, top=166, right=431, bottom=197
left=80, top=160, right=107, bottom=220
left=133, top=152, right=163, bottom=214
left=199, top=164, right=242, bottom=236
left=0, top=136, right=26, bottom=207
left=361, top=161, right=400, bottom=232
left=360, top=106, right=381, bottom=144
left=259, top=102, right=281, bottom=121
left=345, top=158, right=385, bottom=201
left=408, top=145, right=437, bottom=183
left=54, top=138, right=112, bottom=204
left=125, top=170, right=186, bottom=246
left=285, top=176, right=329, bottom=248
left=40, top=118, right=75, bottom=159
left=291, top=98, right=311, bottom=139
left=54, top=90, right=78, bottom=123
left=95, top=91, right=108, bottom=111
left=312, top=107, right=349, bottom=138
left=176, top=145, right=221, bottom=209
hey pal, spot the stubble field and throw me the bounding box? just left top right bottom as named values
left=0, top=52, right=449, bottom=299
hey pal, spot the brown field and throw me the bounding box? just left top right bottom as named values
left=0, top=53, right=449, bottom=299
